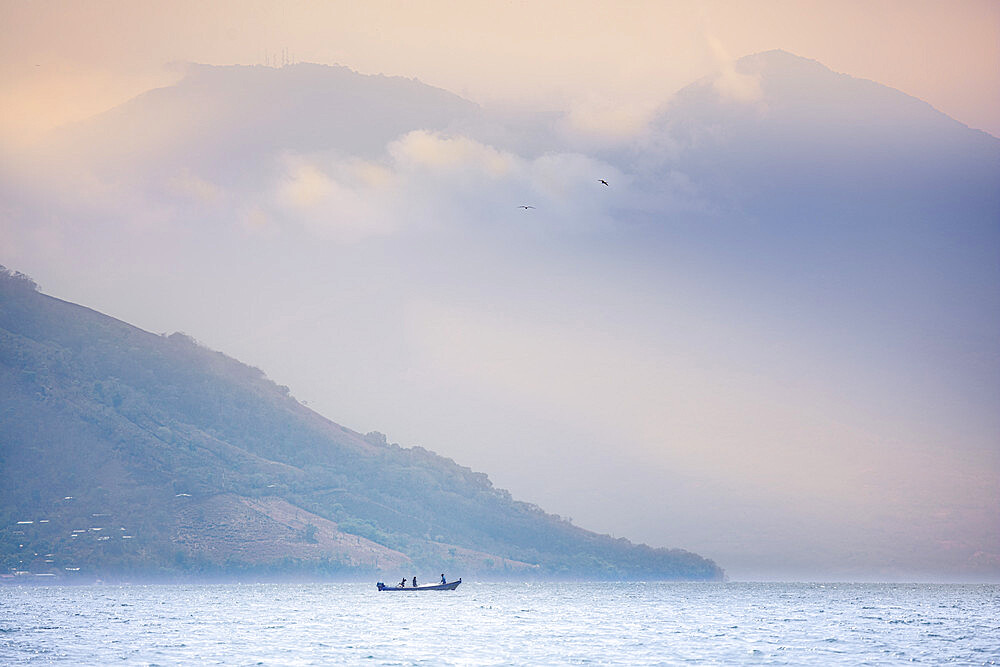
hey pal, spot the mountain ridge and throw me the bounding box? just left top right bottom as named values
left=741, top=49, right=995, bottom=139
left=648, top=49, right=1000, bottom=194
left=53, top=62, right=479, bottom=173
left=0, top=267, right=724, bottom=582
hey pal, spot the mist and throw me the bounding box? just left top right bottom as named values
left=2, top=48, right=998, bottom=581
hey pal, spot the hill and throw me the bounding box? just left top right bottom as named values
left=0, top=267, right=724, bottom=582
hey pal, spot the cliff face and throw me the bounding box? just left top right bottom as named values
left=0, top=268, right=723, bottom=581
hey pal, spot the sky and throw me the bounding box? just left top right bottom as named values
left=2, top=0, right=999, bottom=144
left=1, top=0, right=998, bottom=582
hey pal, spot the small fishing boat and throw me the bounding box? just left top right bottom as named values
left=377, top=578, right=461, bottom=591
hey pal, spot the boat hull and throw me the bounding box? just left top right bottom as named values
left=377, top=578, right=461, bottom=591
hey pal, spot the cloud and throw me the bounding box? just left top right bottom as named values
left=241, top=206, right=274, bottom=236
left=389, top=130, right=514, bottom=177
left=562, top=94, right=660, bottom=144
left=707, top=36, right=763, bottom=103
left=167, top=169, right=221, bottom=203
left=279, top=162, right=334, bottom=208
left=273, top=156, right=396, bottom=243
left=260, top=131, right=631, bottom=243
left=4, top=117, right=637, bottom=255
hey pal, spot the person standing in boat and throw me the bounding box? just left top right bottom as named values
left=412, top=576, right=417, bottom=588
left=440, top=574, right=446, bottom=584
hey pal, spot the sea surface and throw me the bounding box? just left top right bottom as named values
left=1, top=581, right=997, bottom=665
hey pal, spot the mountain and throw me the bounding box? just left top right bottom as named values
left=626, top=50, right=1000, bottom=353
left=56, top=62, right=479, bottom=169
left=3, top=51, right=997, bottom=582
left=650, top=50, right=996, bottom=211
left=0, top=267, right=724, bottom=582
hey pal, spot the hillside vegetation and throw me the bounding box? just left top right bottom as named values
left=0, top=267, right=723, bottom=582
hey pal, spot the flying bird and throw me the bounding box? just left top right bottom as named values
left=518, top=205, right=535, bottom=209
left=599, top=179, right=609, bottom=186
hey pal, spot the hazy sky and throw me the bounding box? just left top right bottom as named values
left=2, top=0, right=998, bottom=144
left=1, top=0, right=998, bottom=582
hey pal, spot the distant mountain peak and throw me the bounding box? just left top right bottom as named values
left=736, top=48, right=830, bottom=70
left=56, top=60, right=480, bottom=169
left=643, top=48, right=1000, bottom=218
left=661, top=46, right=996, bottom=138
left=724, top=49, right=982, bottom=136
left=170, top=60, right=454, bottom=90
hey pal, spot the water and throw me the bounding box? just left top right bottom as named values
left=1, top=582, right=997, bottom=665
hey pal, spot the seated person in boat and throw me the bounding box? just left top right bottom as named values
left=398, top=577, right=406, bottom=588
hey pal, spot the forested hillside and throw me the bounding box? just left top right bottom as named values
left=0, top=267, right=723, bottom=582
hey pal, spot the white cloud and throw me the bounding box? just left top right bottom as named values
left=389, top=130, right=515, bottom=177
left=272, top=155, right=396, bottom=243
left=279, top=162, right=334, bottom=208
left=261, top=131, right=631, bottom=243
left=707, top=36, right=763, bottom=103
left=562, top=94, right=660, bottom=145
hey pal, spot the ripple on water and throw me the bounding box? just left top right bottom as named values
left=1, top=582, right=998, bottom=665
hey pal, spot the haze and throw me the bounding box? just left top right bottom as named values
left=1, top=0, right=998, bottom=582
